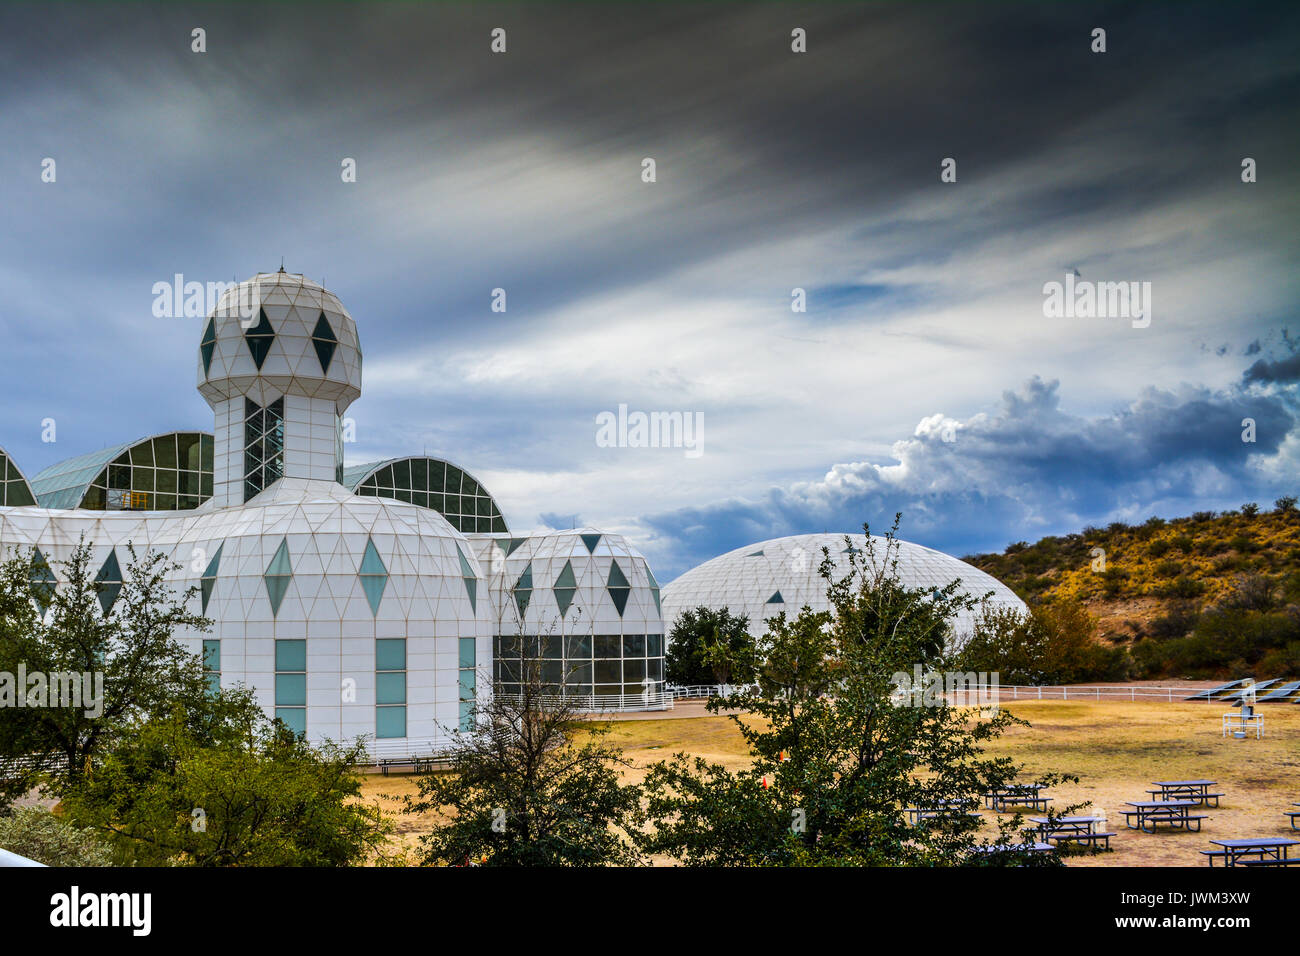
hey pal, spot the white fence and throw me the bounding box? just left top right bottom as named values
left=669, top=682, right=1260, bottom=704
left=668, top=684, right=756, bottom=700
left=494, top=690, right=675, bottom=714
left=963, top=684, right=1262, bottom=703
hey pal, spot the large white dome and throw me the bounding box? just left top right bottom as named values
left=660, top=533, right=1026, bottom=647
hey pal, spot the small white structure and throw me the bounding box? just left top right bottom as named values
left=1223, top=679, right=1263, bottom=739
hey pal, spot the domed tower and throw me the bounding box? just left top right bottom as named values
left=196, top=271, right=362, bottom=508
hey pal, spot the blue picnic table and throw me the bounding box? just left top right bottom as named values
left=1122, top=800, right=1205, bottom=833
left=1148, top=780, right=1223, bottom=807
left=1204, top=838, right=1299, bottom=867
left=1028, top=815, right=1115, bottom=851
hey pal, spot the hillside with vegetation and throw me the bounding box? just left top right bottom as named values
left=964, top=498, right=1300, bottom=679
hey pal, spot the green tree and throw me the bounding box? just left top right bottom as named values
left=64, top=688, right=393, bottom=866
left=640, top=518, right=1073, bottom=866
left=0, top=542, right=211, bottom=810
left=956, top=600, right=1129, bottom=685
left=665, top=606, right=755, bottom=686
left=0, top=806, right=113, bottom=866
left=405, top=657, right=642, bottom=866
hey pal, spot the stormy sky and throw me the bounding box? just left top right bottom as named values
left=0, top=2, right=1297, bottom=579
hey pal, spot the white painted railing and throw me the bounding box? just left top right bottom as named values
left=669, top=682, right=1283, bottom=704
left=939, top=684, right=1288, bottom=703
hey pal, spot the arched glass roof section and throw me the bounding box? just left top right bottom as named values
left=342, top=457, right=508, bottom=534
left=0, top=446, right=36, bottom=507
left=31, top=432, right=214, bottom=511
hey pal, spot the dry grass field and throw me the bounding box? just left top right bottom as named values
left=360, top=699, right=1300, bottom=866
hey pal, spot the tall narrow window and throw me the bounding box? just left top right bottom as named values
left=244, top=396, right=284, bottom=502
left=376, top=638, right=406, bottom=739
left=202, top=639, right=221, bottom=694
left=458, top=637, right=477, bottom=731
left=274, top=638, right=306, bottom=735
left=334, top=414, right=345, bottom=484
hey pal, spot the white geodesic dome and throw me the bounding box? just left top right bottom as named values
left=660, top=533, right=1027, bottom=648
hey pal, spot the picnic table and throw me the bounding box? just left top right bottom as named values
left=1029, top=815, right=1115, bottom=851
left=1286, top=804, right=1300, bottom=831
left=1122, top=800, right=1205, bottom=833
left=1147, top=780, right=1223, bottom=807
left=1203, top=838, right=1299, bottom=867
left=984, top=783, right=1051, bottom=813
left=904, top=805, right=982, bottom=825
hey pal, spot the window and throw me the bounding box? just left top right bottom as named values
left=244, top=308, right=275, bottom=369
left=354, top=458, right=508, bottom=534
left=0, top=451, right=34, bottom=507
left=244, top=397, right=284, bottom=502
left=203, top=639, right=221, bottom=694
left=274, top=639, right=306, bottom=735
left=458, top=637, right=476, bottom=731
left=77, top=433, right=212, bottom=511
left=376, top=638, right=406, bottom=739
left=492, top=632, right=667, bottom=703
left=311, top=313, right=338, bottom=374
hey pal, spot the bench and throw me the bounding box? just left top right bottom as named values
left=1123, top=810, right=1207, bottom=832
left=1147, top=790, right=1224, bottom=808
left=378, top=754, right=455, bottom=775
left=1045, top=831, right=1115, bottom=851
left=993, top=794, right=1053, bottom=813
left=1238, top=857, right=1300, bottom=866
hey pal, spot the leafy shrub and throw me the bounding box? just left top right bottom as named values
left=0, top=807, right=112, bottom=866
left=1159, top=576, right=1206, bottom=599
left=1147, top=539, right=1172, bottom=558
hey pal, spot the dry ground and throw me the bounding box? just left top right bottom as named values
left=360, top=699, right=1300, bottom=866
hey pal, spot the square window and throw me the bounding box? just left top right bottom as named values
left=624, top=634, right=646, bottom=657
left=275, top=673, right=306, bottom=707
left=594, top=659, right=621, bottom=684
left=376, top=672, right=406, bottom=705
left=376, top=705, right=406, bottom=739
left=275, top=639, right=306, bottom=672
left=648, top=634, right=663, bottom=658
left=565, top=635, right=591, bottom=659
left=564, top=661, right=592, bottom=686
left=595, top=635, right=620, bottom=659
left=275, top=707, right=306, bottom=735
left=375, top=638, right=406, bottom=671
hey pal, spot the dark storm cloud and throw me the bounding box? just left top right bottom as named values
left=1244, top=351, right=1300, bottom=384
left=646, top=364, right=1298, bottom=577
